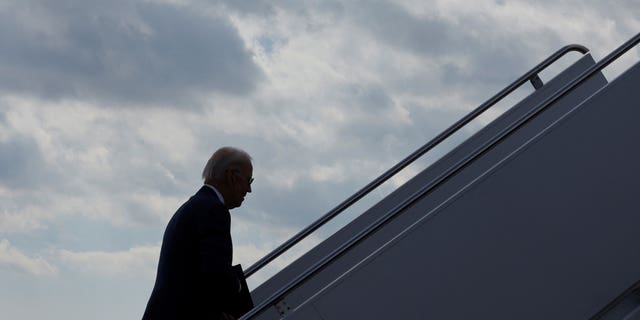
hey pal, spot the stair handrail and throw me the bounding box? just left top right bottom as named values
left=241, top=32, right=640, bottom=320
left=244, top=44, right=589, bottom=279
left=244, top=44, right=588, bottom=279
left=589, top=279, right=640, bottom=319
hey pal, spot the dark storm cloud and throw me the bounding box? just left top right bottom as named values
left=348, top=0, right=548, bottom=61
left=349, top=1, right=463, bottom=57
left=215, top=0, right=275, bottom=15
left=342, top=0, right=562, bottom=101
left=0, top=0, right=262, bottom=106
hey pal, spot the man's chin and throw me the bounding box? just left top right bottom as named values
left=230, top=199, right=244, bottom=209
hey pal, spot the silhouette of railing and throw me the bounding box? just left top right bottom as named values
left=244, top=44, right=588, bottom=279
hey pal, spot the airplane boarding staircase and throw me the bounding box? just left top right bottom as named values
left=240, top=33, right=640, bottom=320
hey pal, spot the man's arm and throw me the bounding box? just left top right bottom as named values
left=194, top=200, right=241, bottom=301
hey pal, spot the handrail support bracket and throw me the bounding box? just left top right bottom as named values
left=530, top=73, right=544, bottom=90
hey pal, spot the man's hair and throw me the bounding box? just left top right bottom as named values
left=202, top=146, right=252, bottom=181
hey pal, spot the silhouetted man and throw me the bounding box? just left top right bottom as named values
left=143, top=147, right=254, bottom=320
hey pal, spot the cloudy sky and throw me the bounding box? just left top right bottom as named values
left=0, top=0, right=638, bottom=319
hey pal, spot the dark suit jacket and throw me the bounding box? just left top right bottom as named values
left=143, top=186, right=242, bottom=319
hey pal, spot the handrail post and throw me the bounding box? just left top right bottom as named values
left=529, top=74, right=544, bottom=89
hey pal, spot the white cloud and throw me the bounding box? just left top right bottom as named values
left=0, top=209, right=49, bottom=234
left=128, top=192, right=186, bottom=224
left=135, top=110, right=198, bottom=164
left=309, top=164, right=344, bottom=183
left=0, top=187, right=57, bottom=234
left=0, top=97, right=196, bottom=227
left=58, top=245, right=160, bottom=277
left=0, top=239, right=57, bottom=276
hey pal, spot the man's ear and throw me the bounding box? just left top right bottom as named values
left=224, top=168, right=235, bottom=185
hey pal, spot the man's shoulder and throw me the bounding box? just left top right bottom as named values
left=176, top=187, right=230, bottom=234
left=190, top=186, right=224, bottom=206
left=178, top=186, right=227, bottom=216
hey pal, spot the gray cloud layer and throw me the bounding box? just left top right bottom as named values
left=0, top=0, right=262, bottom=106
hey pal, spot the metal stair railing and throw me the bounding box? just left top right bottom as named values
left=590, top=279, right=640, bottom=320
left=241, top=32, right=640, bottom=320
left=244, top=44, right=589, bottom=279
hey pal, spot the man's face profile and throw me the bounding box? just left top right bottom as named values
left=227, top=162, right=253, bottom=209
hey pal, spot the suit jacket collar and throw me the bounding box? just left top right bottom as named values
left=203, top=184, right=225, bottom=205
left=197, top=185, right=226, bottom=208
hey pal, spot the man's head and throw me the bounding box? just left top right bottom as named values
left=202, top=146, right=253, bottom=209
